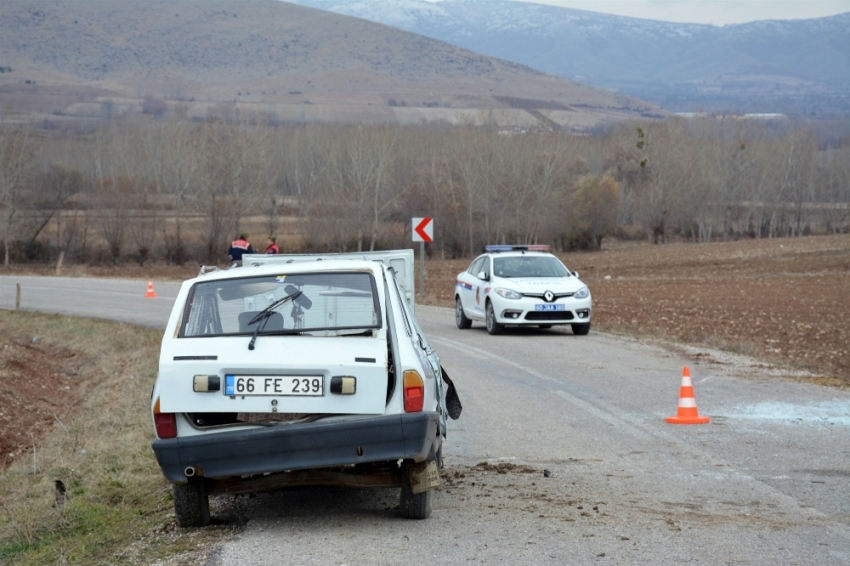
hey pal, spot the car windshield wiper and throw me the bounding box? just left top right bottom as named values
left=247, top=290, right=303, bottom=351
left=254, top=329, right=310, bottom=336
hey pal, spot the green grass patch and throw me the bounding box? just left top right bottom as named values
left=0, top=311, right=232, bottom=565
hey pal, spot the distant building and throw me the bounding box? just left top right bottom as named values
left=741, top=113, right=789, bottom=120
left=673, top=112, right=789, bottom=121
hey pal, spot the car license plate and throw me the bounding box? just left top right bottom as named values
left=225, top=375, right=324, bottom=396
left=534, top=304, right=565, bottom=311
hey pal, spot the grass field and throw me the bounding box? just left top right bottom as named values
left=0, top=313, right=231, bottom=565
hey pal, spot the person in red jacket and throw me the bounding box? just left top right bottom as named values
left=228, top=232, right=254, bottom=265
left=265, top=236, right=279, bottom=254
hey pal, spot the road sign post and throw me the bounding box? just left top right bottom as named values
left=419, top=241, right=424, bottom=299
left=412, top=217, right=433, bottom=299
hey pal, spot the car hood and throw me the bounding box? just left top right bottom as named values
left=492, top=277, right=586, bottom=293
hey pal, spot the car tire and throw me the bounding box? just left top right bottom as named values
left=538, top=324, right=553, bottom=329
left=173, top=477, right=211, bottom=528
left=571, top=322, right=591, bottom=336
left=399, top=461, right=433, bottom=520
left=455, top=297, right=472, bottom=329
left=485, top=301, right=504, bottom=335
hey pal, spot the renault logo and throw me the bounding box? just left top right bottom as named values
left=544, top=290, right=554, bottom=303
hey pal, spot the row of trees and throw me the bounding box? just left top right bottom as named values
left=1, top=113, right=848, bottom=267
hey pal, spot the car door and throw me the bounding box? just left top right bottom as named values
left=468, top=256, right=489, bottom=319
left=457, top=256, right=483, bottom=319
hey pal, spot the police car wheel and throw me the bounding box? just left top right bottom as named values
left=455, top=297, right=472, bottom=329
left=486, top=301, right=503, bottom=335
left=571, top=322, right=591, bottom=336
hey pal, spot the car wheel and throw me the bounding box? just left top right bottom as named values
left=538, top=324, right=553, bottom=329
left=571, top=322, right=591, bottom=336
left=485, top=301, right=504, bottom=335
left=455, top=297, right=472, bottom=329
left=399, top=461, right=433, bottom=519
left=173, top=477, right=210, bottom=528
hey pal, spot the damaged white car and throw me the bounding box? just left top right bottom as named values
left=151, top=250, right=461, bottom=527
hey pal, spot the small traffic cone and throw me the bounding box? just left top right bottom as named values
left=666, top=366, right=710, bottom=425
left=143, top=279, right=158, bottom=298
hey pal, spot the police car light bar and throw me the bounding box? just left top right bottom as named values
left=485, top=244, right=551, bottom=252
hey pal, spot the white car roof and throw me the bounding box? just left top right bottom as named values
left=192, top=260, right=384, bottom=284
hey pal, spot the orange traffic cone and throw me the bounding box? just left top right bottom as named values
left=143, top=279, right=158, bottom=298
left=666, top=366, right=710, bottom=425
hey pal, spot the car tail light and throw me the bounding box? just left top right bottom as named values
left=153, top=397, right=177, bottom=439
left=403, top=371, right=424, bottom=413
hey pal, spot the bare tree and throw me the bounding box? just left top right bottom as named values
left=786, top=128, right=818, bottom=237
left=0, top=125, right=35, bottom=266
left=89, top=123, right=138, bottom=264
left=632, top=120, right=698, bottom=243
left=140, top=119, right=204, bottom=264
left=820, top=146, right=850, bottom=233
left=204, top=111, right=274, bottom=243
left=762, top=127, right=816, bottom=238
left=407, top=130, right=464, bottom=258
left=285, top=126, right=335, bottom=251
left=29, top=164, right=84, bottom=272
left=454, top=127, right=496, bottom=255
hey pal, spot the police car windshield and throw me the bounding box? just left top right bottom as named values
left=493, top=256, right=570, bottom=278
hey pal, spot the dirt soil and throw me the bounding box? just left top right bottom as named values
left=1, top=234, right=847, bottom=469
left=0, top=330, right=93, bottom=468
left=418, top=234, right=850, bottom=384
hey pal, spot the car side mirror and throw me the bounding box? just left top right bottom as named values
left=477, top=271, right=488, bottom=281
left=572, top=271, right=580, bottom=278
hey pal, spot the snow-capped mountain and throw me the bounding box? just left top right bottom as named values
left=288, top=0, right=850, bottom=116
left=1, top=0, right=665, bottom=128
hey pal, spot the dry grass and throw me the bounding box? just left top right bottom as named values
left=0, top=312, right=232, bottom=565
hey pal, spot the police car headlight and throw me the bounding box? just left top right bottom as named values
left=495, top=288, right=522, bottom=300
left=574, top=286, right=589, bottom=300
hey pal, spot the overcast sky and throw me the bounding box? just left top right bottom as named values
left=524, top=1, right=850, bottom=25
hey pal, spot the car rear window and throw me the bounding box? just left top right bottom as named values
left=180, top=272, right=381, bottom=337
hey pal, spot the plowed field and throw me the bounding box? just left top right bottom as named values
left=421, top=234, right=850, bottom=385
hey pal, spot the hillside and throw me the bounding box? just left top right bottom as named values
left=0, top=0, right=662, bottom=129
left=290, top=0, right=850, bottom=118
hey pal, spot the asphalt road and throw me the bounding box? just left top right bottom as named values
left=1, top=275, right=848, bottom=564
left=0, top=275, right=182, bottom=327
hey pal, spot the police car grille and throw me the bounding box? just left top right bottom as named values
left=524, top=312, right=575, bottom=321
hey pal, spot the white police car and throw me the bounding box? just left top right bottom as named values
left=455, top=245, right=591, bottom=335
left=151, top=250, right=461, bottom=527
